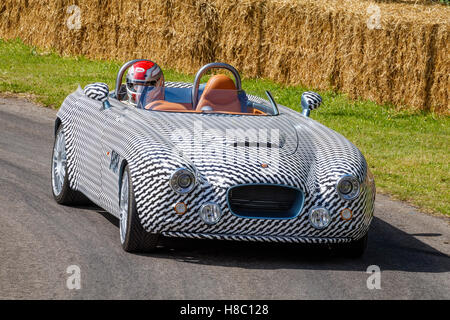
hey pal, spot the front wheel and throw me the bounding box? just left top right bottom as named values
left=51, top=125, right=88, bottom=205
left=119, top=165, right=159, bottom=252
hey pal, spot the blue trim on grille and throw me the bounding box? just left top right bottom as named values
left=226, top=183, right=305, bottom=220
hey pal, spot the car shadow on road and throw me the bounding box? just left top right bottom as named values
left=94, top=208, right=449, bottom=273
left=139, top=217, right=449, bottom=273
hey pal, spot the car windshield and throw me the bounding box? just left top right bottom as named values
left=136, top=85, right=279, bottom=116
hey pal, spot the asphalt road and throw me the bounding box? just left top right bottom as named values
left=0, top=96, right=449, bottom=299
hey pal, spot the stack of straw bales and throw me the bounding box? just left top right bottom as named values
left=0, top=0, right=448, bottom=113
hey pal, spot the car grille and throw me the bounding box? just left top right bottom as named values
left=227, top=184, right=304, bottom=219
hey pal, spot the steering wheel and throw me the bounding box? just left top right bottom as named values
left=191, top=63, right=242, bottom=109
left=114, top=59, right=155, bottom=101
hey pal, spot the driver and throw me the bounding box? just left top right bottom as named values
left=125, top=61, right=164, bottom=107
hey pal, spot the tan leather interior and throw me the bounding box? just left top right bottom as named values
left=142, top=75, right=268, bottom=115
left=252, top=108, right=266, bottom=115
left=145, top=100, right=189, bottom=111
left=145, top=101, right=267, bottom=115
left=195, top=74, right=242, bottom=113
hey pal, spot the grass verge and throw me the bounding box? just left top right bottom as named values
left=0, top=39, right=448, bottom=215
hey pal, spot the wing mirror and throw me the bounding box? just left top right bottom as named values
left=84, top=83, right=111, bottom=109
left=301, top=91, right=322, bottom=117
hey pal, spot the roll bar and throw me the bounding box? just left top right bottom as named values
left=192, top=62, right=242, bottom=109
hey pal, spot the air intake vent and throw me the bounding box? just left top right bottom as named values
left=227, top=184, right=304, bottom=219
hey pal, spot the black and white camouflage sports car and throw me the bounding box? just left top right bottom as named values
left=51, top=60, right=375, bottom=256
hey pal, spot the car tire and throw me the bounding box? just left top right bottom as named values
left=119, top=165, right=159, bottom=253
left=340, top=233, right=368, bottom=258
left=51, top=125, right=89, bottom=205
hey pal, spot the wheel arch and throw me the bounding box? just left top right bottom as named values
left=118, top=158, right=129, bottom=204
left=54, top=117, right=62, bottom=136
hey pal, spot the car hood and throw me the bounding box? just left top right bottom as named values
left=133, top=110, right=300, bottom=156
left=125, top=107, right=366, bottom=193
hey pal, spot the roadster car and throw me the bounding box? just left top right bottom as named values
left=51, top=60, right=375, bottom=256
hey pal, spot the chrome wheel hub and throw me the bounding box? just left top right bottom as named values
left=52, top=130, right=67, bottom=196
left=119, top=171, right=129, bottom=244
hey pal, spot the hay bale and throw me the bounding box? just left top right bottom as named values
left=0, top=0, right=448, bottom=113
left=214, top=0, right=266, bottom=76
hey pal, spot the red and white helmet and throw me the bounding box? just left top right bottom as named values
left=126, top=61, right=164, bottom=106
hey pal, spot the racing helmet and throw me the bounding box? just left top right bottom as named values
left=126, top=61, right=164, bottom=106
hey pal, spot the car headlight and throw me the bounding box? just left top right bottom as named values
left=169, top=168, right=196, bottom=194
left=336, top=174, right=360, bottom=200
left=309, top=207, right=331, bottom=229
left=199, top=202, right=222, bottom=225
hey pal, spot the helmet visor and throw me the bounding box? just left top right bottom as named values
left=126, top=75, right=164, bottom=106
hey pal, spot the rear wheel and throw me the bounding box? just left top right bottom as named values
left=51, top=126, right=88, bottom=205
left=119, top=165, right=159, bottom=252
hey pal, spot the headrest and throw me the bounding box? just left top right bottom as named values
left=204, top=74, right=237, bottom=91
